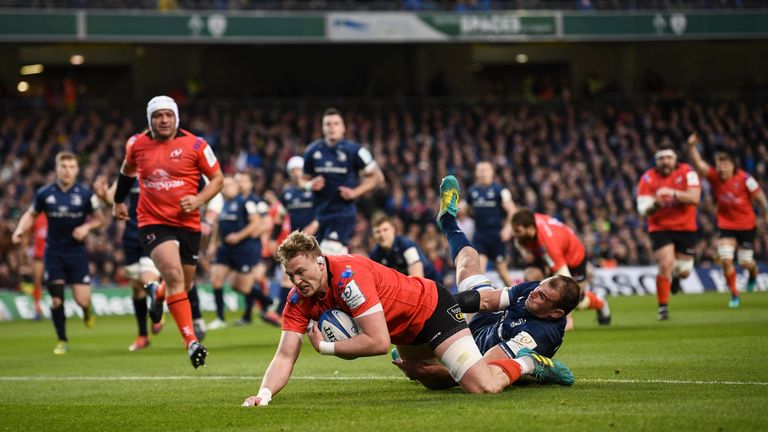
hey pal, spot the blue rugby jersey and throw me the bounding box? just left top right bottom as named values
left=469, top=281, right=566, bottom=358
left=369, top=235, right=439, bottom=282
left=466, top=183, right=511, bottom=235
left=217, top=194, right=268, bottom=250
left=280, top=185, right=315, bottom=232
left=33, top=182, right=98, bottom=254
left=303, top=139, right=375, bottom=222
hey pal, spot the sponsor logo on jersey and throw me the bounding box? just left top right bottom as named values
left=71, top=194, right=82, bottom=206
left=447, top=304, right=464, bottom=322
left=143, top=169, right=185, bottom=191
left=170, top=148, right=183, bottom=159
left=341, top=279, right=365, bottom=309
left=46, top=195, right=56, bottom=204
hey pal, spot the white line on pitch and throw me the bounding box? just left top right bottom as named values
left=1, top=376, right=767, bottom=386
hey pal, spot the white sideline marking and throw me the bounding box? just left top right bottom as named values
left=0, top=376, right=767, bottom=386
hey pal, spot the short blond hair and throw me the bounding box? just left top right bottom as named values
left=277, top=231, right=322, bottom=267
left=55, top=151, right=77, bottom=165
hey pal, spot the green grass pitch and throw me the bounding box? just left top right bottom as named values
left=1, top=291, right=767, bottom=431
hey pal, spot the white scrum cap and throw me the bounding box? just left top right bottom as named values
left=286, top=155, right=304, bottom=173
left=146, top=95, right=179, bottom=132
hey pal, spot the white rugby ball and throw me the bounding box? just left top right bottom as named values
left=318, top=309, right=360, bottom=342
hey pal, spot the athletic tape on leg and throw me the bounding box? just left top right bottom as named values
left=439, top=335, right=483, bottom=382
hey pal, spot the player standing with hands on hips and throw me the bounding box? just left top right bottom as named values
left=112, top=96, right=223, bottom=368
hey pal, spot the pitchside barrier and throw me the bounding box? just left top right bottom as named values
left=0, top=265, right=765, bottom=321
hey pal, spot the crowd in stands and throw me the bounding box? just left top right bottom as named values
left=0, top=96, right=766, bottom=289
left=0, top=0, right=759, bottom=11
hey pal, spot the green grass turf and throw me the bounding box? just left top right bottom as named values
left=1, top=291, right=767, bottom=431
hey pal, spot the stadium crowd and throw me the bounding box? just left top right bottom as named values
left=0, top=97, right=766, bottom=290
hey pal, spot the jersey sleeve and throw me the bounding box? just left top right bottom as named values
left=745, top=174, right=760, bottom=194
left=353, top=144, right=377, bottom=173
left=302, top=147, right=316, bottom=177
left=337, top=264, right=382, bottom=318
left=196, top=140, right=220, bottom=179
left=706, top=166, right=719, bottom=184
left=500, top=187, right=513, bottom=203
left=124, top=134, right=139, bottom=167
left=399, top=238, right=422, bottom=265
left=684, top=166, right=700, bottom=188
left=637, top=173, right=652, bottom=196
left=33, top=189, right=45, bottom=214
left=281, top=289, right=311, bottom=333
left=540, top=230, right=567, bottom=272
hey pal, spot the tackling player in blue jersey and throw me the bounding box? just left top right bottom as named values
left=13, top=151, right=105, bottom=355
left=464, top=161, right=517, bottom=287
left=302, top=108, right=384, bottom=255
left=392, top=175, right=578, bottom=389
left=369, top=213, right=440, bottom=283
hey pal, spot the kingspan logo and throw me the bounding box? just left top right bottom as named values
left=143, top=169, right=184, bottom=191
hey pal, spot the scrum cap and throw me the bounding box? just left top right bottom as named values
left=146, top=95, right=179, bottom=133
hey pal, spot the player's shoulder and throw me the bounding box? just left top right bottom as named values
left=677, top=163, right=696, bottom=173
left=36, top=182, right=57, bottom=196
left=306, top=139, right=325, bottom=152
left=395, top=235, right=416, bottom=248
left=640, top=167, right=657, bottom=180
left=175, top=129, right=206, bottom=147
left=73, top=181, right=93, bottom=194
left=340, top=139, right=362, bottom=150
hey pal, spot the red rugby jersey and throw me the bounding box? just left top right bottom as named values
left=706, top=167, right=760, bottom=230
left=125, top=129, right=220, bottom=231
left=637, top=163, right=700, bottom=232
left=517, top=213, right=585, bottom=272
left=282, top=254, right=438, bottom=345
left=32, top=212, right=48, bottom=258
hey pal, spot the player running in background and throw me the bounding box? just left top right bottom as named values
left=229, top=172, right=280, bottom=327
left=302, top=108, right=384, bottom=255
left=511, top=208, right=611, bottom=328
left=12, top=151, right=105, bottom=355
left=276, top=155, right=317, bottom=313
left=369, top=213, right=440, bottom=283
left=93, top=175, right=164, bottom=351
left=688, top=133, right=768, bottom=307
left=112, top=95, right=223, bottom=368
left=637, top=142, right=701, bottom=320
left=391, top=175, right=579, bottom=389
left=465, top=161, right=517, bottom=287
left=207, top=175, right=271, bottom=330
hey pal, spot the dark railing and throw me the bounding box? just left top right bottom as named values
left=0, top=0, right=765, bottom=11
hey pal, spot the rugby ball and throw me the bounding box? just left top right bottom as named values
left=318, top=309, right=360, bottom=342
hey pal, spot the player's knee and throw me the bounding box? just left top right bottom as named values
left=48, top=283, right=65, bottom=308
left=161, top=266, right=184, bottom=286
left=717, top=244, right=735, bottom=262
left=439, top=335, right=483, bottom=384
left=737, top=249, right=755, bottom=267
left=674, top=259, right=693, bottom=278
left=457, top=274, right=493, bottom=293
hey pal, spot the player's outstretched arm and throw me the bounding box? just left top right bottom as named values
left=242, top=331, right=303, bottom=407
left=687, top=133, right=710, bottom=177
